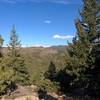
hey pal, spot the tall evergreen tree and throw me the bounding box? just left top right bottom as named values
left=8, top=25, right=21, bottom=57
left=65, top=0, right=100, bottom=96
left=0, top=35, right=15, bottom=95
left=8, top=25, right=29, bottom=85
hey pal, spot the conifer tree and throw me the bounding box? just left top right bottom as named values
left=65, top=0, right=100, bottom=96
left=0, top=35, right=15, bottom=95
left=8, top=25, right=21, bottom=57
left=8, top=25, right=29, bottom=85
left=44, top=61, right=56, bottom=81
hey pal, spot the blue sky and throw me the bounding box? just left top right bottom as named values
left=0, top=0, right=82, bottom=47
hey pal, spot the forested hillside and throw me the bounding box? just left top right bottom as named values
left=2, top=46, right=67, bottom=85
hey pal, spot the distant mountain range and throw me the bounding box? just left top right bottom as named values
left=2, top=45, right=67, bottom=54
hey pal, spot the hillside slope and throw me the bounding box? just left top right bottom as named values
left=2, top=46, right=67, bottom=83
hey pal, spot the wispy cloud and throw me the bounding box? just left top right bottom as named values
left=53, top=34, right=74, bottom=39
left=44, top=20, right=51, bottom=24
left=49, top=0, right=68, bottom=4
left=1, top=0, right=15, bottom=4
left=30, top=0, right=68, bottom=4
left=0, top=0, right=68, bottom=4
left=0, top=0, right=25, bottom=4
left=0, top=0, right=82, bottom=5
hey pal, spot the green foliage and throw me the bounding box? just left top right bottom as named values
left=0, top=27, right=29, bottom=95
left=85, top=44, right=100, bottom=96
left=8, top=25, right=21, bottom=57
left=0, top=35, right=14, bottom=94
left=44, top=61, right=56, bottom=81
left=32, top=61, right=60, bottom=93
left=63, top=0, right=100, bottom=97
left=0, top=35, right=4, bottom=47
left=0, top=0, right=99, bottom=98
left=0, top=35, right=4, bottom=57
left=36, top=79, right=60, bottom=93
left=8, top=25, right=29, bottom=85
left=9, top=56, right=29, bottom=85
left=24, top=48, right=65, bottom=84
left=56, top=67, right=76, bottom=93
left=0, top=57, right=15, bottom=95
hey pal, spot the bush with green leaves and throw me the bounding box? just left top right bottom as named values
left=36, top=79, right=60, bottom=93
left=0, top=57, right=15, bottom=95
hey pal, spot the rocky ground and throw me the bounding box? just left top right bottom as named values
left=0, top=85, right=71, bottom=100
left=0, top=85, right=96, bottom=100
left=1, top=85, right=38, bottom=100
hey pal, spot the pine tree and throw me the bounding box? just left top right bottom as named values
left=8, top=25, right=21, bottom=57
left=65, top=0, right=100, bottom=96
left=44, top=61, right=56, bottom=81
left=8, top=25, right=29, bottom=85
left=0, top=35, right=15, bottom=95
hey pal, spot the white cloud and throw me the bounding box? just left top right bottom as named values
left=30, top=0, right=68, bottom=4
left=0, top=0, right=82, bottom=5
left=50, top=0, right=68, bottom=4
left=0, top=0, right=26, bottom=4
left=44, top=20, right=51, bottom=24
left=53, top=34, right=74, bottom=39
left=1, top=0, right=15, bottom=3
left=0, top=0, right=68, bottom=4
